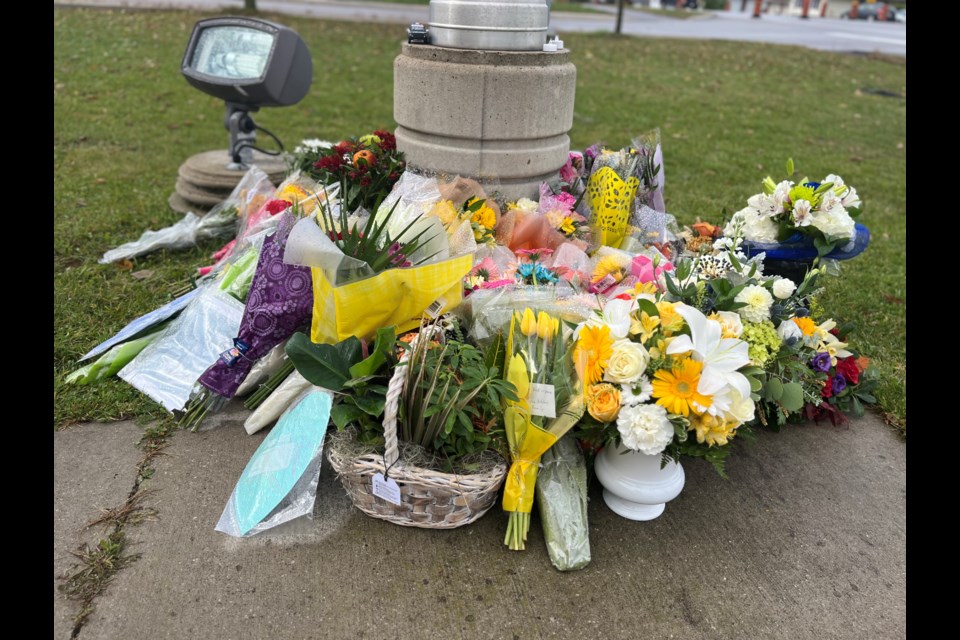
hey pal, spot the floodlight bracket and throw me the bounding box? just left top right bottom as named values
left=224, top=102, right=259, bottom=170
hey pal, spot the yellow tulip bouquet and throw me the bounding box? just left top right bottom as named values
left=501, top=307, right=585, bottom=550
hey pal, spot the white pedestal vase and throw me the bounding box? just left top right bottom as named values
left=594, top=444, right=685, bottom=521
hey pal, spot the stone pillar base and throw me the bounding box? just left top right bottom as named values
left=394, top=43, right=576, bottom=201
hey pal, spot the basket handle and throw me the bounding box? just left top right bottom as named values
left=382, top=324, right=444, bottom=472
left=381, top=348, right=408, bottom=471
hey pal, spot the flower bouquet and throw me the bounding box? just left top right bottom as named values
left=284, top=170, right=474, bottom=345
left=299, top=129, right=406, bottom=214
left=500, top=307, right=586, bottom=550
left=724, top=159, right=868, bottom=282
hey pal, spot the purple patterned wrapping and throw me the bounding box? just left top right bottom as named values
left=197, top=213, right=314, bottom=398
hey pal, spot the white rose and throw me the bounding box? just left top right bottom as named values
left=722, top=387, right=756, bottom=425
left=777, top=320, right=803, bottom=343
left=616, top=404, right=675, bottom=455
left=772, top=278, right=797, bottom=299
left=604, top=340, right=650, bottom=384
left=514, top=197, right=539, bottom=212
left=791, top=199, right=813, bottom=227
left=713, top=310, right=744, bottom=338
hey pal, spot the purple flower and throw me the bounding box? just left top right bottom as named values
left=832, top=374, right=847, bottom=394
left=810, top=352, right=832, bottom=373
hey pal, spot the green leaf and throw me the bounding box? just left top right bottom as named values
left=779, top=382, right=805, bottom=412
left=331, top=403, right=365, bottom=430
left=813, top=237, right=836, bottom=257
left=765, top=378, right=784, bottom=402
left=749, top=377, right=763, bottom=393
left=285, top=333, right=363, bottom=391
left=353, top=393, right=386, bottom=417
left=348, top=326, right=396, bottom=379
left=484, top=331, right=507, bottom=372
left=637, top=298, right=660, bottom=318
left=786, top=157, right=794, bottom=176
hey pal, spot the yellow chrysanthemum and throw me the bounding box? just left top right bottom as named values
left=429, top=200, right=459, bottom=227
left=574, top=324, right=613, bottom=385
left=656, top=301, right=685, bottom=335
left=792, top=316, right=817, bottom=337
left=688, top=413, right=739, bottom=447
left=652, top=357, right=712, bottom=417
left=471, top=204, right=496, bottom=231
left=591, top=255, right=628, bottom=285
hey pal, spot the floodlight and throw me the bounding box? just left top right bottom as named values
left=181, top=16, right=313, bottom=169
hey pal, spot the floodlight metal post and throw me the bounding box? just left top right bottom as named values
left=225, top=103, right=258, bottom=169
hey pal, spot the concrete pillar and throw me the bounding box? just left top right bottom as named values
left=394, top=43, right=576, bottom=201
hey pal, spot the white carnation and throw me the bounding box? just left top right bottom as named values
left=810, top=205, right=855, bottom=241
left=772, top=278, right=797, bottom=299
left=734, top=284, right=774, bottom=323
left=725, top=207, right=780, bottom=244
left=616, top=403, right=675, bottom=455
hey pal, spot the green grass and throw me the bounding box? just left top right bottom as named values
left=54, top=8, right=906, bottom=430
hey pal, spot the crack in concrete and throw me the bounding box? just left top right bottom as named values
left=60, top=424, right=175, bottom=639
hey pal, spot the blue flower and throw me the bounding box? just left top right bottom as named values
left=516, top=262, right=558, bottom=284
left=810, top=352, right=832, bottom=373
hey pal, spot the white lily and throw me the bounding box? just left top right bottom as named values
left=667, top=304, right=752, bottom=402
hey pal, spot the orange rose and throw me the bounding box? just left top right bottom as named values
left=692, top=221, right=720, bottom=238
left=353, top=150, right=377, bottom=167
left=587, top=383, right=621, bottom=423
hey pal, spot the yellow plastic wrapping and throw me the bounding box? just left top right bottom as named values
left=309, top=254, right=473, bottom=344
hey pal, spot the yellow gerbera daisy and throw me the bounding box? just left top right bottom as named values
left=591, top=254, right=628, bottom=285
left=652, top=357, right=712, bottom=417
left=573, top=324, right=613, bottom=385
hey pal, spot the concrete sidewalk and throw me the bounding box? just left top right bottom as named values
left=54, top=408, right=905, bottom=639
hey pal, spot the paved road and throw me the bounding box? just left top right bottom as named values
left=56, top=1, right=906, bottom=56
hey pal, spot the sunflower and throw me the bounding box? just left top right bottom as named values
left=574, top=324, right=613, bottom=385
left=651, top=357, right=712, bottom=417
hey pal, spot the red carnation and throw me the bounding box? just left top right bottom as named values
left=264, top=199, right=292, bottom=215
left=333, top=141, right=355, bottom=155
left=373, top=129, right=396, bottom=151
left=835, top=357, right=860, bottom=386
left=315, top=155, right=343, bottom=173
left=821, top=375, right=833, bottom=398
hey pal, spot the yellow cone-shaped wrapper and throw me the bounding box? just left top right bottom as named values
left=587, top=166, right=641, bottom=249
left=310, top=254, right=472, bottom=344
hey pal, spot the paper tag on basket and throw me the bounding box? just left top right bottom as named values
left=529, top=383, right=557, bottom=419
left=372, top=473, right=402, bottom=505
left=424, top=296, right=447, bottom=320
